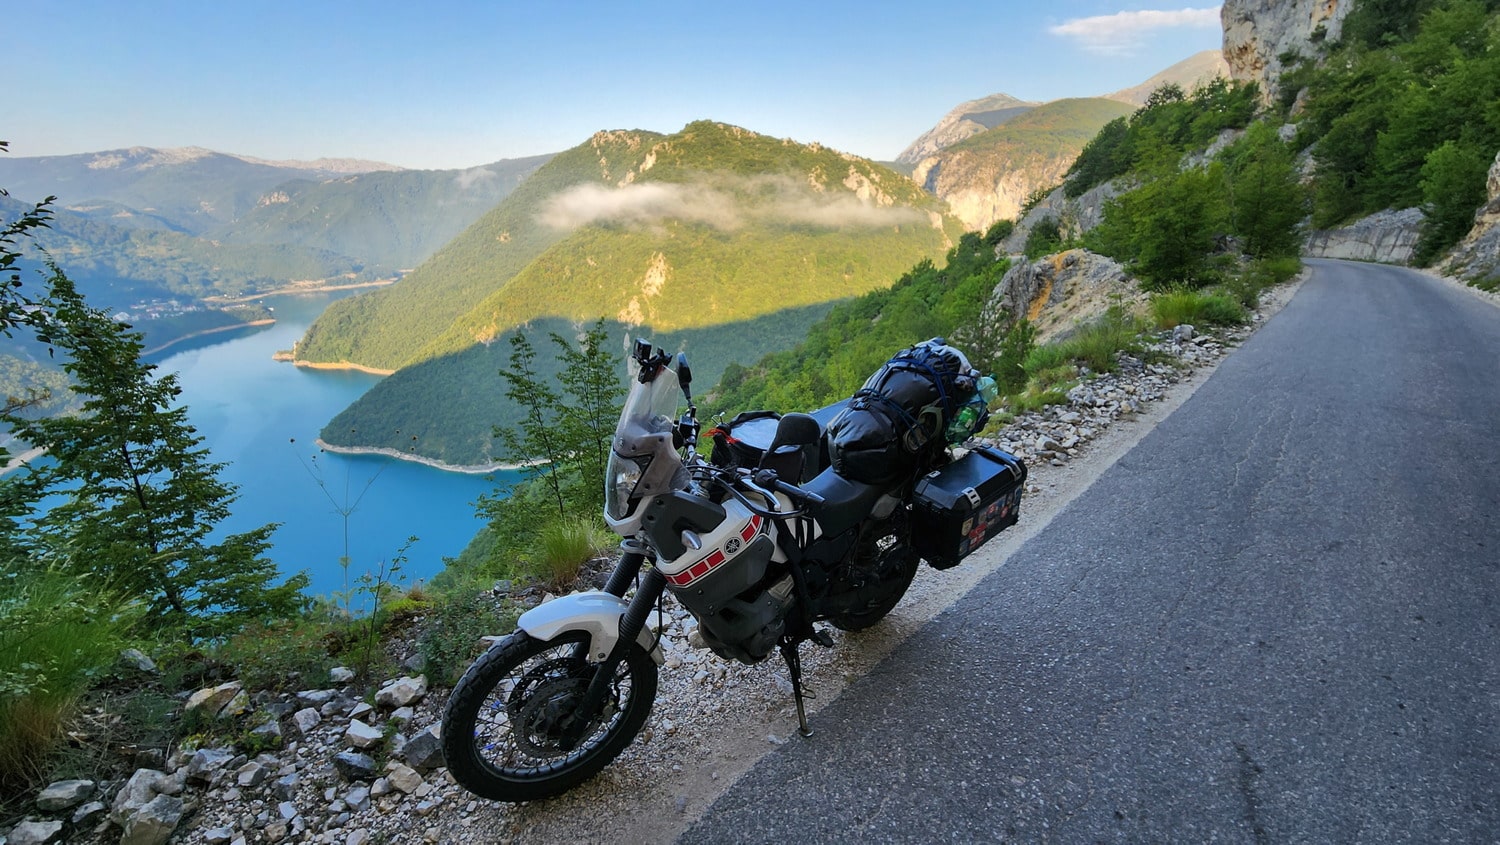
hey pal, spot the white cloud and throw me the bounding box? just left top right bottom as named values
left=538, top=176, right=924, bottom=233
left=1049, top=7, right=1221, bottom=56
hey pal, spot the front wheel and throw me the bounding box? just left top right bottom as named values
left=442, top=629, right=657, bottom=802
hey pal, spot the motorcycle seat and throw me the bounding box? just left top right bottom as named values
left=800, top=467, right=887, bottom=538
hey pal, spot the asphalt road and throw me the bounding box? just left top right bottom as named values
left=680, top=261, right=1500, bottom=844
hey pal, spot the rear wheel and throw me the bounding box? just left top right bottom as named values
left=827, top=512, right=919, bottom=631
left=442, top=630, right=657, bottom=802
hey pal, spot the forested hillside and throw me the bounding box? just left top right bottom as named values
left=297, top=121, right=961, bottom=372
left=293, top=131, right=668, bottom=370
left=0, top=193, right=372, bottom=306
left=305, top=122, right=966, bottom=464
left=319, top=304, right=835, bottom=465
left=1288, top=0, right=1500, bottom=265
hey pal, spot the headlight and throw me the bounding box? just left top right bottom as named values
left=607, top=455, right=651, bottom=520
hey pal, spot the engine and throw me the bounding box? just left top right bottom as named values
left=644, top=495, right=794, bottom=663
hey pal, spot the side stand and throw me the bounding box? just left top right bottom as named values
left=778, top=638, right=815, bottom=738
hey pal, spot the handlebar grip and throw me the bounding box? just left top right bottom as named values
left=752, top=469, right=825, bottom=506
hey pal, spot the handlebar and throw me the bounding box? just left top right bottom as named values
left=752, top=469, right=825, bottom=506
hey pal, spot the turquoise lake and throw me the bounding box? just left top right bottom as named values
left=148, top=291, right=517, bottom=598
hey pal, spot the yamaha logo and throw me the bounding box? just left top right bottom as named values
left=724, top=537, right=742, bottom=555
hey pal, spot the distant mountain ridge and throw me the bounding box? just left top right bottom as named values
left=897, top=51, right=1229, bottom=166
left=911, top=98, right=1134, bottom=232
left=296, top=121, right=961, bottom=372
left=1103, top=50, right=1230, bottom=106
left=898, top=51, right=1229, bottom=233
left=896, top=93, right=1042, bottom=165
left=0, top=147, right=553, bottom=284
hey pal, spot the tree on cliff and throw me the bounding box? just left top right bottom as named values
left=2, top=269, right=305, bottom=636
left=0, top=141, right=54, bottom=336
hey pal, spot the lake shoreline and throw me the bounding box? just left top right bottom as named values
left=290, top=360, right=397, bottom=375
left=313, top=438, right=527, bottom=474
left=204, top=278, right=398, bottom=305
left=141, top=319, right=277, bottom=356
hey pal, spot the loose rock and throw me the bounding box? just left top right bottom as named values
left=36, top=778, right=95, bottom=811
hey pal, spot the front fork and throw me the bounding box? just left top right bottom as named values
left=561, top=540, right=664, bottom=749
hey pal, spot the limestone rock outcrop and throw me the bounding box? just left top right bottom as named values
left=1304, top=208, right=1425, bottom=264
left=1222, top=0, right=1354, bottom=105
left=1440, top=150, right=1500, bottom=283
left=977, top=249, right=1147, bottom=344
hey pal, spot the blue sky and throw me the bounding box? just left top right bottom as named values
left=8, top=2, right=1223, bottom=170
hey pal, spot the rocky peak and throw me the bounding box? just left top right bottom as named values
left=1222, top=0, right=1354, bottom=105
left=896, top=93, right=1040, bottom=165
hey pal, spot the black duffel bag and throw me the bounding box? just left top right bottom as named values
left=827, top=339, right=978, bottom=485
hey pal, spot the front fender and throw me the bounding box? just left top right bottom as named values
left=516, top=591, right=665, bottom=665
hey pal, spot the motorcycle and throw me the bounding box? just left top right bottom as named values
left=442, top=337, right=1027, bottom=801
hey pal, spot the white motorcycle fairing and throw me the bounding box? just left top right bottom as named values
left=516, top=591, right=666, bottom=666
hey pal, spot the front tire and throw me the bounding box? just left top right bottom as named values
left=442, top=629, right=657, bottom=802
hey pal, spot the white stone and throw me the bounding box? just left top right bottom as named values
left=36, top=779, right=95, bottom=811
left=375, top=675, right=428, bottom=709
left=344, top=720, right=384, bottom=750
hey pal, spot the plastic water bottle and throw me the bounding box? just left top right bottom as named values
left=946, top=376, right=997, bottom=444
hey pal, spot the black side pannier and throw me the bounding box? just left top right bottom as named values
left=827, top=340, right=978, bottom=485
left=911, top=446, right=1026, bottom=569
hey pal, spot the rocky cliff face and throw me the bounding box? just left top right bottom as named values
left=913, top=146, right=1078, bottom=234
left=1000, top=179, right=1127, bottom=256
left=1440, top=151, right=1500, bottom=283
left=906, top=98, right=1134, bottom=234
left=977, top=249, right=1146, bottom=343
left=1222, top=0, right=1354, bottom=105
left=1304, top=208, right=1425, bottom=264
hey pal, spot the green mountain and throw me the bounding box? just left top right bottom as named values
left=289, top=131, right=666, bottom=371
left=205, top=156, right=552, bottom=269
left=0, top=147, right=388, bottom=235
left=318, top=305, right=837, bottom=465
left=910, top=98, right=1135, bottom=232
left=1, top=194, right=371, bottom=307
left=0, top=147, right=551, bottom=276
left=306, top=121, right=967, bottom=464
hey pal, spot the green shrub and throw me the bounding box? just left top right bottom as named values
left=1024, top=216, right=1065, bottom=259
left=0, top=568, right=141, bottom=792
left=418, top=591, right=519, bottom=685
left=533, top=517, right=607, bottom=590
left=1052, top=307, right=1148, bottom=373
left=992, top=319, right=1036, bottom=394
left=1151, top=290, right=1248, bottom=329
left=216, top=618, right=337, bottom=692
left=1021, top=344, right=1070, bottom=379
left=1005, top=386, right=1071, bottom=414
left=1222, top=257, right=1302, bottom=308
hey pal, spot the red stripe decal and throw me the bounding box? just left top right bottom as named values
left=666, top=519, right=761, bottom=588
